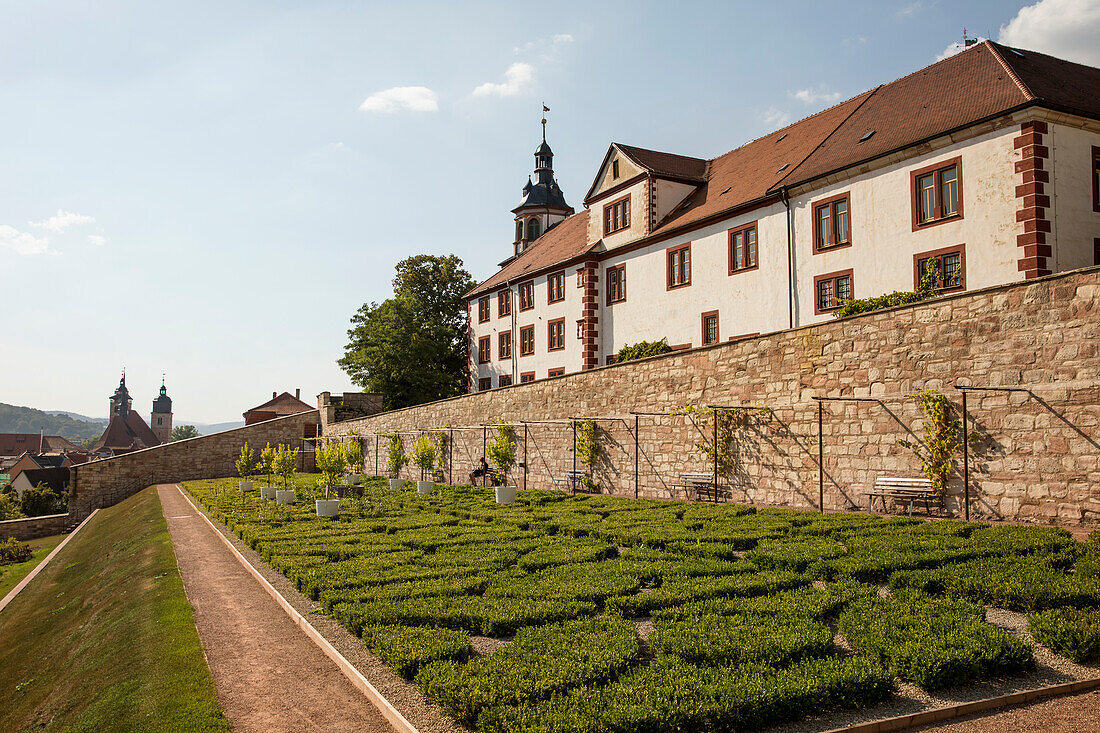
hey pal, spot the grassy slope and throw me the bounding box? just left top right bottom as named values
left=0, top=487, right=227, bottom=732
left=0, top=534, right=65, bottom=599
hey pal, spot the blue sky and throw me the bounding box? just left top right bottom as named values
left=2, top=0, right=1098, bottom=423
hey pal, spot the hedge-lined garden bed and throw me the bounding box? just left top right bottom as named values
left=183, top=476, right=1099, bottom=732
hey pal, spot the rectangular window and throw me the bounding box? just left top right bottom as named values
left=518, top=280, right=534, bottom=311
left=912, top=157, right=963, bottom=229
left=520, top=372, right=535, bottom=383
left=606, top=354, right=618, bottom=365
left=519, top=325, right=535, bottom=356
left=667, top=244, right=691, bottom=289
left=728, top=222, right=758, bottom=273
left=478, top=296, right=490, bottom=323
left=548, top=318, right=565, bottom=351
left=701, top=310, right=719, bottom=345
left=478, top=377, right=492, bottom=391
left=576, top=268, right=586, bottom=288
left=477, top=336, right=491, bottom=364
left=915, top=245, right=966, bottom=292
left=1093, top=147, right=1100, bottom=213
left=1095, top=238, right=1100, bottom=266
left=498, top=374, right=512, bottom=388
left=814, top=269, right=854, bottom=314
left=547, top=272, right=565, bottom=303
left=813, top=193, right=851, bottom=251
left=497, top=289, right=511, bottom=317
left=603, top=195, right=631, bottom=235
left=606, top=264, right=626, bottom=304
left=547, top=367, right=565, bottom=377
left=498, top=330, right=512, bottom=360
left=612, top=159, right=620, bottom=179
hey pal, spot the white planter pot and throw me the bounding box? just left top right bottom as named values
left=389, top=478, right=404, bottom=491
left=261, top=485, right=277, bottom=500
left=239, top=480, right=253, bottom=492
left=276, top=489, right=295, bottom=505
left=417, top=480, right=435, bottom=494
left=348, top=473, right=363, bottom=485
left=496, top=485, right=517, bottom=504
left=315, top=499, right=339, bottom=517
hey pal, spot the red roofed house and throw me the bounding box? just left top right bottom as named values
left=244, top=390, right=319, bottom=437
left=0, top=433, right=83, bottom=458
left=466, top=41, right=1100, bottom=390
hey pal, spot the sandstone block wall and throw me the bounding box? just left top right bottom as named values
left=0, top=513, right=69, bottom=542
left=328, top=267, right=1100, bottom=526
left=68, top=411, right=320, bottom=521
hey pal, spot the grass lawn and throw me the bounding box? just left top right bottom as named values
left=186, top=474, right=1099, bottom=733
left=0, top=487, right=227, bottom=732
left=0, top=533, right=65, bottom=600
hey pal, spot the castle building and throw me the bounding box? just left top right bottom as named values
left=466, top=42, right=1100, bottom=391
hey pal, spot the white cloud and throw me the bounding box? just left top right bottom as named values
left=472, top=62, right=535, bottom=97
left=760, top=106, right=792, bottom=129
left=31, top=209, right=94, bottom=233
left=998, top=0, right=1100, bottom=66
left=552, top=34, right=574, bottom=45
left=0, top=224, right=51, bottom=255
left=791, top=87, right=842, bottom=105
left=896, top=1, right=925, bottom=18
left=359, top=86, right=439, bottom=113
left=88, top=234, right=107, bottom=246
left=936, top=37, right=987, bottom=61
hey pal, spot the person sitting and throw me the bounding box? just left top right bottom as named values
left=469, top=456, right=489, bottom=486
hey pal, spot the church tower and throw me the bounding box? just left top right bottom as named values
left=109, top=372, right=132, bottom=418
left=151, top=379, right=173, bottom=444
left=511, top=109, right=573, bottom=257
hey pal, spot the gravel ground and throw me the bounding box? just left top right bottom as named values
left=182, top=487, right=466, bottom=733
left=910, top=689, right=1100, bottom=732
left=469, top=636, right=508, bottom=657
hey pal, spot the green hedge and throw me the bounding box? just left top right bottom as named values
left=1027, top=607, right=1100, bottom=663
left=483, top=562, right=641, bottom=603
left=651, top=612, right=832, bottom=667
left=652, top=580, right=873, bottom=622
left=415, top=615, right=639, bottom=722
left=606, top=571, right=807, bottom=617
left=332, top=595, right=597, bottom=637
left=476, top=655, right=894, bottom=733
left=839, top=593, right=1033, bottom=690
left=360, top=624, right=472, bottom=678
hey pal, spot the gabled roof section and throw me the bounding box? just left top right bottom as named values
left=247, top=392, right=314, bottom=417
left=989, top=41, right=1100, bottom=119
left=651, top=91, right=873, bottom=235
left=617, top=144, right=708, bottom=181
left=93, top=411, right=160, bottom=453
left=467, top=210, right=593, bottom=298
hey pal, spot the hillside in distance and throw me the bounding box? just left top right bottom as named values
left=0, top=403, right=106, bottom=441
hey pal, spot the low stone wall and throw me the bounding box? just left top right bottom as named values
left=68, top=411, right=320, bottom=522
left=0, top=513, right=69, bottom=541
left=328, top=266, right=1100, bottom=526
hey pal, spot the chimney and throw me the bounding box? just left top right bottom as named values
left=296, top=388, right=300, bottom=400
left=273, top=391, right=277, bottom=399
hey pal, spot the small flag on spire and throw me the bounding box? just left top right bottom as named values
left=543, top=104, right=550, bottom=112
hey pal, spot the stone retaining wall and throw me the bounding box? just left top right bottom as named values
left=68, top=411, right=320, bottom=522
left=327, top=266, right=1100, bottom=526
left=0, top=513, right=69, bottom=541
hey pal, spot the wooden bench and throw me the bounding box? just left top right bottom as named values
left=554, top=469, right=591, bottom=493
left=676, top=472, right=727, bottom=502
left=867, top=477, right=937, bottom=515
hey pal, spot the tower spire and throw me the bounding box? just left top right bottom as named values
left=541, top=103, right=549, bottom=142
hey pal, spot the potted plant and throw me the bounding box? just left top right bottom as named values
left=259, top=442, right=278, bottom=499
left=346, top=432, right=364, bottom=485
left=274, top=443, right=300, bottom=505
left=387, top=434, right=406, bottom=490
left=411, top=434, right=438, bottom=494
left=314, top=440, right=346, bottom=517
left=486, top=421, right=517, bottom=504
left=236, top=442, right=256, bottom=492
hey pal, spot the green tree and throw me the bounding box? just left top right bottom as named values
left=338, top=254, right=475, bottom=410
left=171, top=425, right=200, bottom=441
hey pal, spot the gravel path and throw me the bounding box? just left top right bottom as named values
left=910, top=689, right=1100, bottom=732
left=173, top=485, right=465, bottom=733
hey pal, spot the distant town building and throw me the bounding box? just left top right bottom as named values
left=243, top=389, right=315, bottom=426
left=0, top=433, right=83, bottom=457
left=7, top=452, right=69, bottom=496
left=150, top=380, right=173, bottom=444
left=92, top=374, right=162, bottom=455
left=466, top=42, right=1100, bottom=390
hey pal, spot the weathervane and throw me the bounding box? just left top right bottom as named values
left=541, top=103, right=549, bottom=141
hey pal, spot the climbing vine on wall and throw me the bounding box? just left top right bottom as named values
left=674, top=405, right=766, bottom=478
left=896, top=388, right=978, bottom=499
left=572, top=418, right=600, bottom=470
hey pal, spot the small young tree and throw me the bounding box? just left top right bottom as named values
left=386, top=434, right=406, bottom=477
left=411, top=434, right=438, bottom=479
left=260, top=442, right=276, bottom=485
left=485, top=421, right=516, bottom=485
left=315, top=440, right=348, bottom=499
left=235, top=442, right=257, bottom=480
left=272, top=443, right=300, bottom=490
left=346, top=433, right=364, bottom=476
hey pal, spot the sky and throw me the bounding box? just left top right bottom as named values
left=2, top=0, right=1099, bottom=423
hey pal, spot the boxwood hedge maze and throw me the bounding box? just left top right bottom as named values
left=184, top=476, right=1100, bottom=732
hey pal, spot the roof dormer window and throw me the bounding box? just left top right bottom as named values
left=612, top=159, right=620, bottom=179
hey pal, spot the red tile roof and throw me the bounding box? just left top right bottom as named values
left=244, top=392, right=314, bottom=419
left=467, top=41, right=1100, bottom=297
left=467, top=210, right=595, bottom=297
left=0, top=433, right=83, bottom=456
left=92, top=412, right=160, bottom=453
